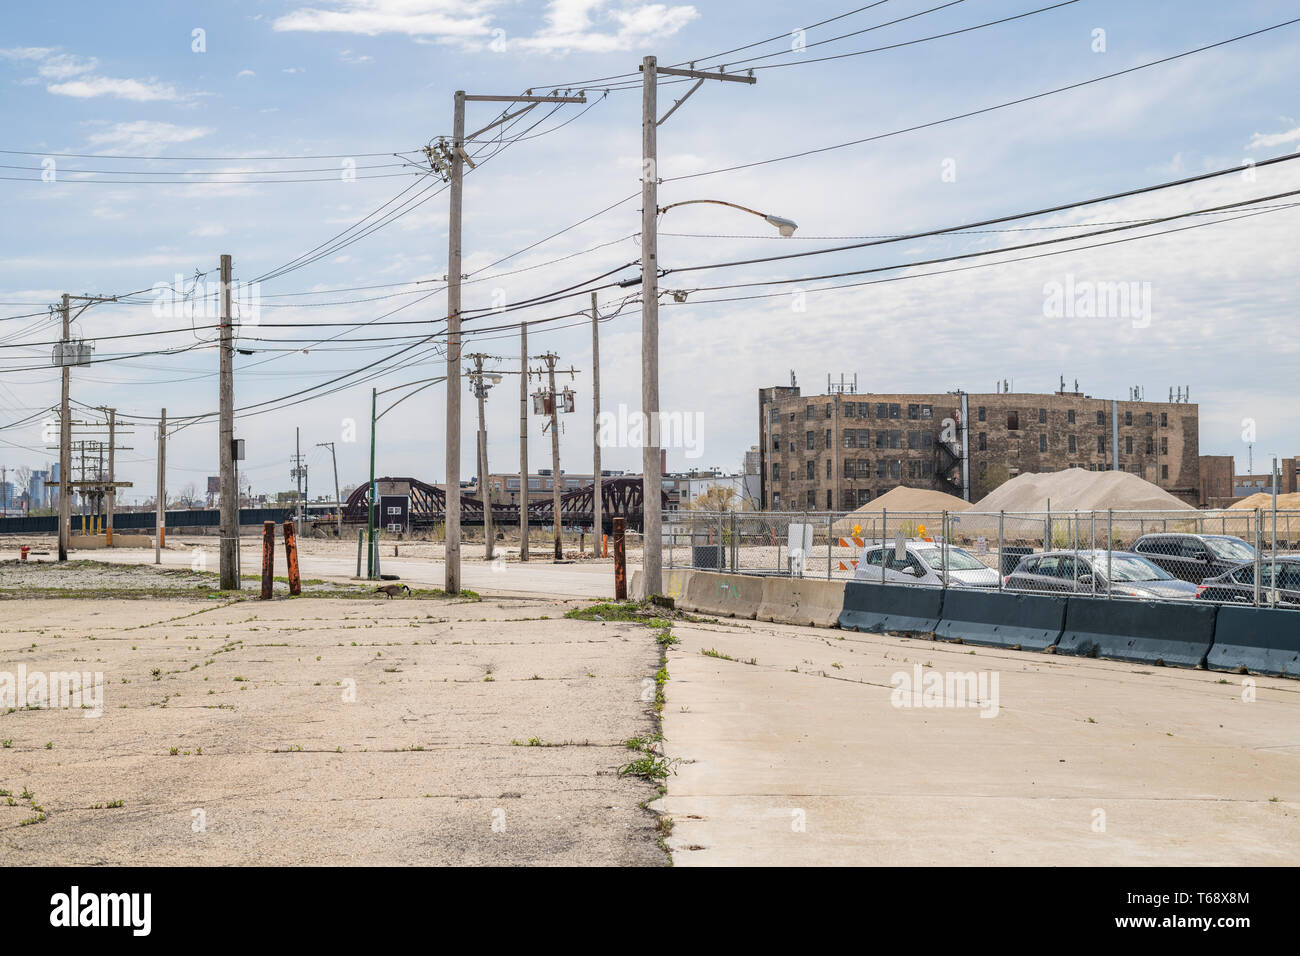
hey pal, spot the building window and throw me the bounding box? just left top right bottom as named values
left=772, top=434, right=780, bottom=451
left=825, top=404, right=833, bottom=419
left=1146, top=437, right=1153, bottom=454
left=807, top=490, right=816, bottom=509
left=769, top=406, right=780, bottom=422
left=772, top=463, right=780, bottom=480
left=1039, top=434, right=1048, bottom=452
left=825, top=428, right=832, bottom=447
left=1145, top=411, right=1153, bottom=426
left=889, top=460, right=901, bottom=479
left=773, top=493, right=781, bottom=508
left=1125, top=410, right=1132, bottom=426
left=908, top=403, right=920, bottom=420
left=977, top=406, right=986, bottom=422
left=806, top=406, right=815, bottom=420
left=1067, top=409, right=1076, bottom=424
left=1161, top=412, right=1168, bottom=427
left=921, top=404, right=932, bottom=419
left=843, top=403, right=855, bottom=419
left=1162, top=464, right=1169, bottom=480
left=1096, top=410, right=1105, bottom=426
left=826, top=458, right=832, bottom=479
left=1097, top=436, right=1106, bottom=454
left=1038, top=407, right=1047, bottom=424
left=806, top=460, right=815, bottom=480
left=1068, top=435, right=1076, bottom=453
left=875, top=402, right=888, bottom=418
left=826, top=490, right=833, bottom=508
left=1161, top=437, right=1168, bottom=455
left=877, top=461, right=887, bottom=478
left=1007, top=411, right=1020, bottom=430
left=1125, top=435, right=1133, bottom=454
left=806, top=431, right=815, bottom=450
left=908, top=430, right=921, bottom=449
left=978, top=432, right=987, bottom=451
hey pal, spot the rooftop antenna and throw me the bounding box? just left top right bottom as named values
left=1074, top=378, right=1079, bottom=393
left=790, top=369, right=797, bottom=388
left=1060, top=374, right=1066, bottom=393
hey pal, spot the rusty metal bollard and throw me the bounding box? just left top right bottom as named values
left=282, top=520, right=301, bottom=596
left=261, top=521, right=275, bottom=599
left=613, top=517, right=627, bottom=600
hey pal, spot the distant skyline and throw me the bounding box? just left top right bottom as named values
left=2, top=0, right=1298, bottom=504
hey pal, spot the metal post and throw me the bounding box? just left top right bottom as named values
left=881, top=507, right=887, bottom=583
left=261, top=521, right=275, bottom=600
left=1271, top=457, right=1279, bottom=604
left=218, top=254, right=238, bottom=590
left=356, top=528, right=363, bottom=578
left=155, top=408, right=166, bottom=564
left=1106, top=508, right=1113, bottom=599
left=640, top=55, right=662, bottom=599
left=997, top=510, right=1004, bottom=590
left=283, top=519, right=301, bottom=596
left=471, top=354, right=494, bottom=560
left=613, top=516, right=627, bottom=600
left=1254, top=508, right=1263, bottom=606
left=519, top=322, right=529, bottom=562
left=941, top=510, right=949, bottom=588
left=445, top=89, right=465, bottom=594
left=826, top=513, right=832, bottom=580
left=591, top=291, right=602, bottom=557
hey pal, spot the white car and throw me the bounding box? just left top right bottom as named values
left=853, top=541, right=999, bottom=588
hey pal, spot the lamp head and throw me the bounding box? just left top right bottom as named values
left=764, top=214, right=798, bottom=237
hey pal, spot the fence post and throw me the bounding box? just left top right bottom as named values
left=1254, top=509, right=1263, bottom=607
left=826, top=513, right=832, bottom=580
left=282, top=519, right=301, bottom=596
left=731, top=511, right=738, bottom=574
left=613, top=516, right=627, bottom=600
left=997, top=510, right=1004, bottom=590
left=356, top=528, right=363, bottom=578
left=1106, top=508, right=1113, bottom=600
left=881, top=508, right=887, bottom=584
left=261, top=521, right=275, bottom=600
left=941, top=510, right=949, bottom=588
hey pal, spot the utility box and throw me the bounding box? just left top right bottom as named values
left=379, top=494, right=410, bottom=535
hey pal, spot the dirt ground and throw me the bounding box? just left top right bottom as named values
left=0, top=591, right=667, bottom=866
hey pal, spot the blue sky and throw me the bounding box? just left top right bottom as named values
left=1, top=0, right=1298, bottom=503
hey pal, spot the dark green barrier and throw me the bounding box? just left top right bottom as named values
left=838, top=582, right=943, bottom=635
left=1206, top=605, right=1300, bottom=676
left=935, top=590, right=1066, bottom=650
left=1058, top=596, right=1217, bottom=668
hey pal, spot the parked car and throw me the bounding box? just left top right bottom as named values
left=854, top=541, right=999, bottom=588
left=1131, top=532, right=1256, bottom=583
left=1194, top=556, right=1300, bottom=607
left=1005, top=550, right=1199, bottom=600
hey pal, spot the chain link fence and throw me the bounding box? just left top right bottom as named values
left=662, top=507, right=1300, bottom=609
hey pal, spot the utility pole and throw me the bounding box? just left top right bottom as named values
left=532, top=352, right=577, bottom=560
left=292, top=429, right=306, bottom=536
left=591, top=292, right=602, bottom=557
left=519, top=322, right=529, bottom=562
left=58, top=294, right=71, bottom=561
left=368, top=390, right=377, bottom=578
left=155, top=408, right=166, bottom=565
left=317, top=441, right=342, bottom=538
left=106, top=408, right=115, bottom=547
left=436, top=88, right=586, bottom=594
left=218, top=254, right=238, bottom=590
left=467, top=353, right=497, bottom=560
left=637, top=55, right=755, bottom=597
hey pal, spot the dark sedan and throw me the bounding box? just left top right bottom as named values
left=1195, top=556, right=1300, bottom=608
left=1005, top=550, right=1199, bottom=600
left=1131, top=532, right=1256, bottom=583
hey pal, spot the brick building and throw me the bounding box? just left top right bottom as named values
left=758, top=385, right=1201, bottom=510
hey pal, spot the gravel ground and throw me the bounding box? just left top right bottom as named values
left=0, top=558, right=374, bottom=599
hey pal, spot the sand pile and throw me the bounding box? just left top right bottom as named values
left=974, top=469, right=1195, bottom=513
left=833, top=486, right=969, bottom=536
left=1228, top=492, right=1300, bottom=511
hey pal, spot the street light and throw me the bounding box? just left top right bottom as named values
left=658, top=199, right=799, bottom=237
left=369, top=376, right=446, bottom=578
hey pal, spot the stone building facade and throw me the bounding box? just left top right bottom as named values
left=758, top=386, right=1201, bottom=510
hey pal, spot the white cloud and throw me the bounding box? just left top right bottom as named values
left=272, top=0, right=495, bottom=39
left=36, top=53, right=98, bottom=80
left=515, top=0, right=698, bottom=53
left=0, top=46, right=54, bottom=61
left=1247, top=126, right=1300, bottom=150
left=85, top=121, right=213, bottom=154
left=282, top=67, right=306, bottom=73
left=191, top=224, right=229, bottom=237
left=237, top=69, right=256, bottom=78
left=49, top=75, right=181, bottom=101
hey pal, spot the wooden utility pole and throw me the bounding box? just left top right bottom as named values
left=317, top=441, right=342, bottom=538
left=218, top=254, right=238, bottom=589
left=155, top=408, right=166, bottom=564
left=58, top=294, right=71, bottom=561
left=106, top=408, right=115, bottom=547
left=636, top=56, right=754, bottom=596
left=519, top=322, right=529, bottom=562
left=591, top=292, right=602, bottom=557
left=468, top=352, right=494, bottom=560
left=439, top=90, right=586, bottom=593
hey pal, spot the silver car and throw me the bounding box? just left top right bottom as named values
left=854, top=541, right=999, bottom=588
left=1005, top=550, right=1199, bottom=600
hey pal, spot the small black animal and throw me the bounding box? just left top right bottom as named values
left=375, top=583, right=412, bottom=599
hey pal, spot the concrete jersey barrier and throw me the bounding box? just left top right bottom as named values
left=934, top=589, right=1066, bottom=650
left=682, top=570, right=764, bottom=619
left=1206, top=605, right=1300, bottom=676
left=758, top=577, right=846, bottom=628
left=838, top=581, right=944, bottom=636
left=1057, top=595, right=1217, bottom=668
